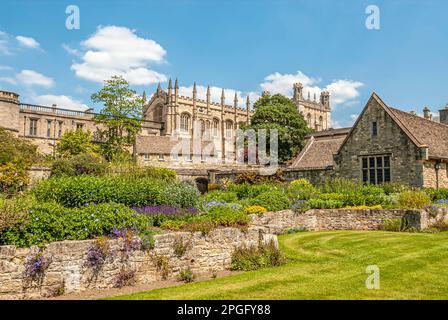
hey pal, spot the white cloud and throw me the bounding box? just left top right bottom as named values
left=325, top=80, right=363, bottom=106
left=0, top=65, right=13, bottom=71
left=71, top=25, right=167, bottom=85
left=0, top=31, right=11, bottom=55
left=0, top=77, right=17, bottom=85
left=259, top=70, right=363, bottom=109
left=62, top=43, right=81, bottom=56
left=260, top=71, right=318, bottom=96
left=16, top=70, right=55, bottom=88
left=16, top=36, right=40, bottom=49
left=31, top=95, right=89, bottom=111
left=350, top=113, right=359, bottom=121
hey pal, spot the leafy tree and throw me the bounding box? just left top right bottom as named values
left=91, top=76, right=144, bottom=160
left=56, top=129, right=99, bottom=158
left=0, top=128, right=38, bottom=167
left=0, top=128, right=39, bottom=195
left=244, top=94, right=309, bottom=163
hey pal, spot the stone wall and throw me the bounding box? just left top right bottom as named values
left=250, top=209, right=426, bottom=234
left=0, top=208, right=440, bottom=300
left=27, top=166, right=52, bottom=188
left=422, top=160, right=448, bottom=189
left=0, top=227, right=275, bottom=300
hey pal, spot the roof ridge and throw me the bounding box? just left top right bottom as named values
left=389, top=107, right=448, bottom=129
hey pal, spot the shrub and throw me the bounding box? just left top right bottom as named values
left=111, top=166, right=176, bottom=182
left=381, top=183, right=412, bottom=195
left=234, top=169, right=285, bottom=185
left=84, top=237, right=112, bottom=271
left=172, top=235, right=191, bottom=257
left=287, top=181, right=320, bottom=200
left=250, top=191, right=291, bottom=212
left=245, top=205, right=267, bottom=215
left=33, top=176, right=200, bottom=208
left=0, top=202, right=150, bottom=247
left=56, top=129, right=99, bottom=157
left=133, top=205, right=198, bottom=227
left=398, top=190, right=431, bottom=209
left=51, top=153, right=108, bottom=177
left=305, top=198, right=344, bottom=209
left=24, top=249, right=52, bottom=283
left=139, top=230, right=158, bottom=251
left=159, top=219, right=187, bottom=231
left=424, top=188, right=448, bottom=201
left=114, top=268, right=136, bottom=288
left=345, top=205, right=383, bottom=209
left=0, top=127, right=39, bottom=167
left=230, top=240, right=286, bottom=271
left=207, top=183, right=220, bottom=192
left=193, top=205, right=250, bottom=228
left=0, top=163, right=30, bottom=195
left=290, top=178, right=312, bottom=189
left=179, top=267, right=195, bottom=283
left=153, top=253, right=170, bottom=279
left=381, top=218, right=415, bottom=232
left=203, top=190, right=238, bottom=203
left=0, top=194, right=35, bottom=233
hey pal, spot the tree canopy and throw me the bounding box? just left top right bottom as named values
left=245, top=94, right=310, bottom=163
left=91, top=76, right=144, bottom=160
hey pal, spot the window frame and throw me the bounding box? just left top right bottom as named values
left=361, top=155, right=391, bottom=184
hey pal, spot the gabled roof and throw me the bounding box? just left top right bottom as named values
left=336, top=93, right=448, bottom=159
left=291, top=128, right=348, bottom=169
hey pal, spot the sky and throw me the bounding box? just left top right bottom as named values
left=1, top=0, right=448, bottom=128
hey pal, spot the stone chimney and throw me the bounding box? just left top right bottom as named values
left=439, top=104, right=448, bottom=125
left=423, top=106, right=432, bottom=120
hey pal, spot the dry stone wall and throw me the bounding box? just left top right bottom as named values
left=0, top=208, right=438, bottom=299
left=250, top=209, right=426, bottom=234
left=0, top=227, right=275, bottom=300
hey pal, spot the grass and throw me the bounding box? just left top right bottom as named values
left=108, top=231, right=448, bottom=300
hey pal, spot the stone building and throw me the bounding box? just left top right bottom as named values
left=294, top=92, right=448, bottom=188
left=292, top=83, right=331, bottom=131
left=0, top=79, right=329, bottom=166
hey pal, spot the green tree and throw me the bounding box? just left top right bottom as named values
left=245, top=94, right=309, bottom=163
left=0, top=128, right=39, bottom=194
left=91, top=76, right=144, bottom=161
left=56, top=129, right=99, bottom=158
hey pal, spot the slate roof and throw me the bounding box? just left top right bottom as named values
left=291, top=128, right=349, bottom=169
left=388, top=107, right=448, bottom=159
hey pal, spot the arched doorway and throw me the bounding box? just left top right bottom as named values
left=195, top=177, right=209, bottom=194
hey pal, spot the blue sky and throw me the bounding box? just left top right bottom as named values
left=1, top=0, right=447, bottom=127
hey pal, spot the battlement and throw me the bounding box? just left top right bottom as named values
left=0, top=90, right=20, bottom=104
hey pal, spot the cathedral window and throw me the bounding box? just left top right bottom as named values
left=155, top=106, right=163, bottom=122
left=225, top=120, right=233, bottom=138
left=180, top=113, right=190, bottom=132
left=200, top=119, right=205, bottom=137
left=306, top=113, right=311, bottom=127
left=213, top=119, right=219, bottom=137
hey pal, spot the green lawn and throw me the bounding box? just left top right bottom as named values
left=109, top=231, right=448, bottom=300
